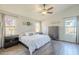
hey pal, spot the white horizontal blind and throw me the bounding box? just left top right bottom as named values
left=65, top=17, right=76, bottom=35
left=35, top=22, right=40, bottom=32
left=4, top=15, right=16, bottom=36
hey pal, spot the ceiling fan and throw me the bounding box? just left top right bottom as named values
left=40, top=4, right=53, bottom=15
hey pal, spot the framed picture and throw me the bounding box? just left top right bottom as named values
left=23, top=21, right=31, bottom=26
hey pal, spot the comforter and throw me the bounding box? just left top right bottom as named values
left=19, top=34, right=51, bottom=54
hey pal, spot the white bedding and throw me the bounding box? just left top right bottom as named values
left=19, top=34, right=51, bottom=54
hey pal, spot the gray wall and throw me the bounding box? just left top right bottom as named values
left=77, top=16, right=79, bottom=43
left=0, top=14, right=3, bottom=48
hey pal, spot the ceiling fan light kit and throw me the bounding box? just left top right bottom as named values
left=40, top=4, right=53, bottom=15
left=42, top=11, right=47, bottom=15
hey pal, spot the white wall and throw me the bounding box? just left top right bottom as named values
left=16, top=16, right=40, bottom=35
left=0, top=5, right=41, bottom=35
left=0, top=9, right=40, bottom=35
left=42, top=5, right=79, bottom=42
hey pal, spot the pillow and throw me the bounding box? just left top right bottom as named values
left=35, top=32, right=43, bottom=34
left=29, top=33, right=33, bottom=36
left=39, top=32, right=43, bottom=34
left=25, top=32, right=34, bottom=36
left=25, top=33, right=29, bottom=36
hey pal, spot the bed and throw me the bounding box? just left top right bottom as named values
left=19, top=33, right=51, bottom=54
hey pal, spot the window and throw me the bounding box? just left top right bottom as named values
left=4, top=15, right=16, bottom=36
left=65, top=17, right=76, bottom=35
left=35, top=22, right=41, bottom=32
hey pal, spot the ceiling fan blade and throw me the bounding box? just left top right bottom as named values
left=43, top=4, right=45, bottom=7
left=43, top=4, right=46, bottom=10
left=47, top=12, right=53, bottom=14
left=47, top=7, right=53, bottom=11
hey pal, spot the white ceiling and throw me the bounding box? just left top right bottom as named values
left=0, top=4, right=75, bottom=21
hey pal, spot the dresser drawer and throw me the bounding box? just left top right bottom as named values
left=4, top=35, right=19, bottom=48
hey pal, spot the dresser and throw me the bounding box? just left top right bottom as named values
left=4, top=35, right=19, bottom=48
left=48, top=26, right=59, bottom=40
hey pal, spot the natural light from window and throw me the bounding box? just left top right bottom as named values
left=65, top=18, right=76, bottom=35
left=4, top=15, right=16, bottom=36
left=35, top=22, right=40, bottom=32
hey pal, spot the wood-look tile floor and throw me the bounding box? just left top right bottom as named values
left=0, top=40, right=79, bottom=55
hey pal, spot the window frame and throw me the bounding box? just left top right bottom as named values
left=4, top=15, right=16, bottom=36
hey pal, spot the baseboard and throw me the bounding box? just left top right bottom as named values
left=53, top=39, right=79, bottom=44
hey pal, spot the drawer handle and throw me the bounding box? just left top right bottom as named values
left=10, top=40, right=13, bottom=43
